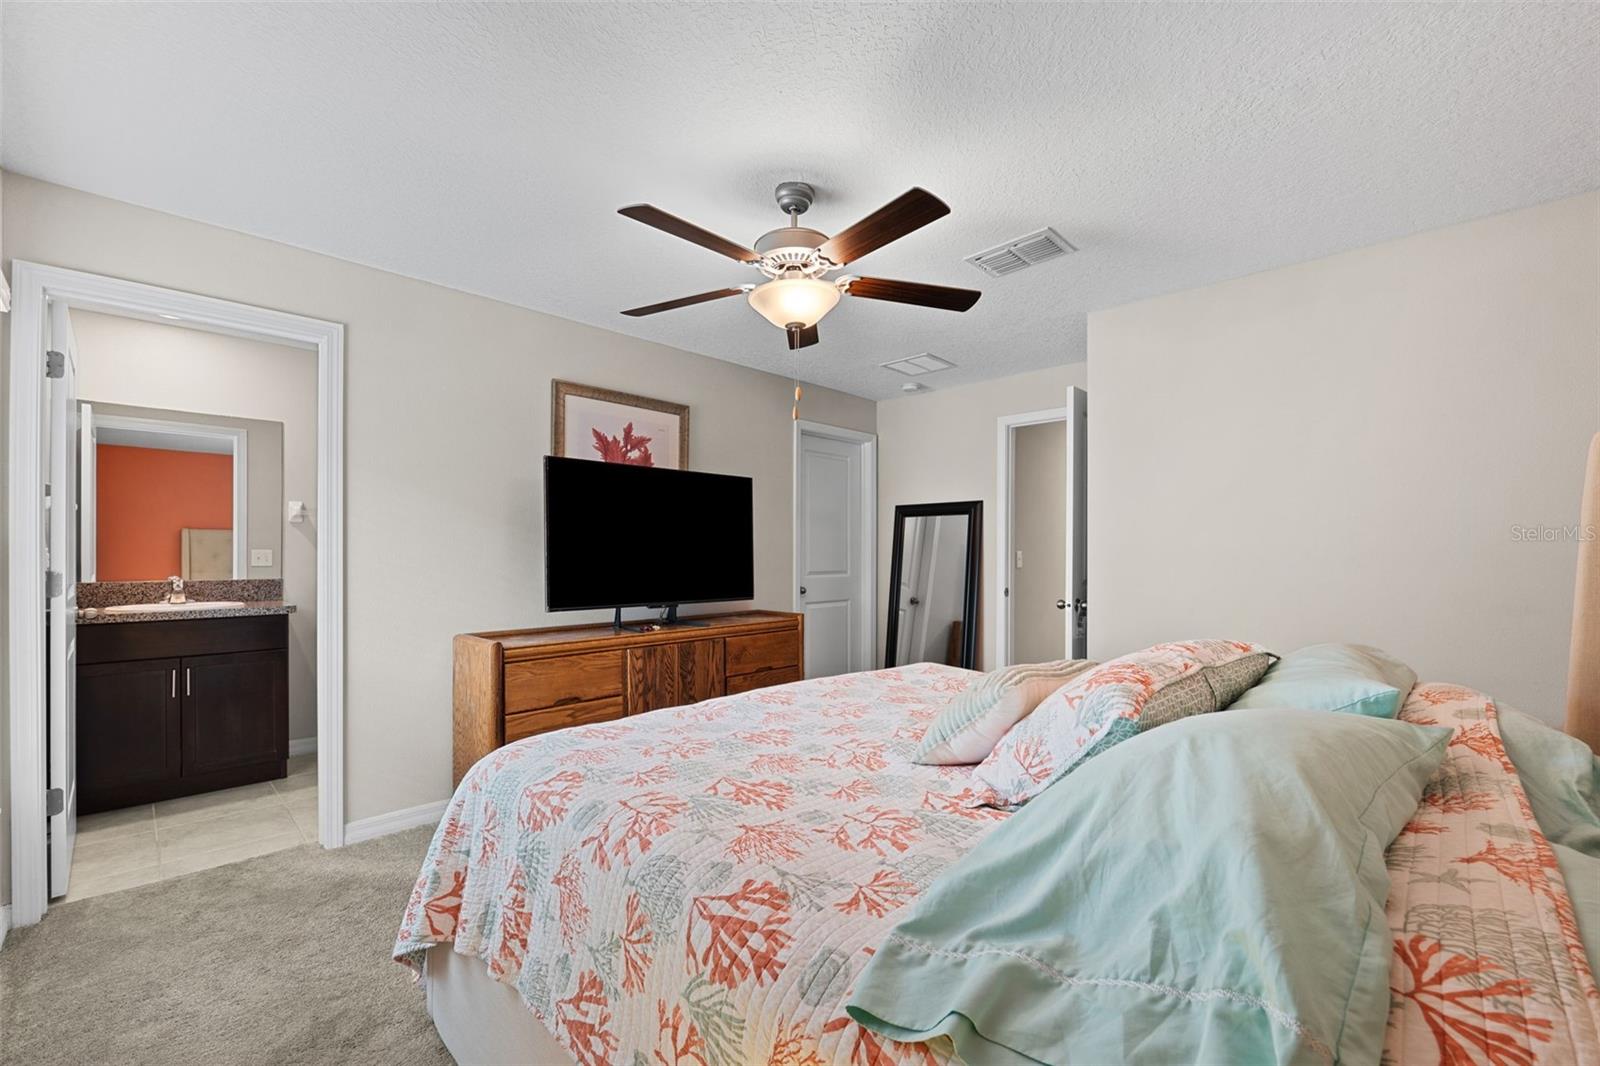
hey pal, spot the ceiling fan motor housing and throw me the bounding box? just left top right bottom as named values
left=773, top=180, right=816, bottom=216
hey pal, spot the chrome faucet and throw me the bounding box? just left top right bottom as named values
left=166, top=576, right=188, bottom=604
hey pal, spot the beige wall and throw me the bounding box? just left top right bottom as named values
left=74, top=311, right=318, bottom=743
left=0, top=172, right=875, bottom=897
left=876, top=364, right=1087, bottom=670
left=1088, top=191, right=1600, bottom=726
left=1012, top=420, right=1069, bottom=664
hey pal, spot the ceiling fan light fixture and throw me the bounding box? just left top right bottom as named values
left=747, top=277, right=840, bottom=330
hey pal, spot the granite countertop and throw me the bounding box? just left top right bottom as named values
left=77, top=600, right=297, bottom=625
left=75, top=578, right=296, bottom=625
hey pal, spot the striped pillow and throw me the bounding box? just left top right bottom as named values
left=914, top=660, right=1097, bottom=765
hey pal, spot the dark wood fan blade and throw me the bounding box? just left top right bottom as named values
left=618, top=205, right=761, bottom=263
left=786, top=323, right=820, bottom=349
left=818, top=188, right=950, bottom=265
left=845, top=276, right=981, bottom=312
left=620, top=288, right=745, bottom=317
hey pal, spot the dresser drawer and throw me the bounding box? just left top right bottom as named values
left=727, top=665, right=801, bottom=694
left=505, top=696, right=626, bottom=742
left=726, top=631, right=799, bottom=677
left=505, top=651, right=624, bottom=712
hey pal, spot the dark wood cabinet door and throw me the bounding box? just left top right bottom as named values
left=79, top=658, right=181, bottom=802
left=181, top=650, right=288, bottom=776
left=626, top=644, right=679, bottom=715
left=626, top=639, right=726, bottom=713
left=678, top=638, right=725, bottom=704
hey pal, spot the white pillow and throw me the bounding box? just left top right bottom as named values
left=912, top=660, right=1096, bottom=765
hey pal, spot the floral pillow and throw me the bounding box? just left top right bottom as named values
left=969, top=640, right=1276, bottom=807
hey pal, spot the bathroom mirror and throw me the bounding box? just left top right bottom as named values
left=79, top=401, right=285, bottom=582
left=884, top=501, right=982, bottom=670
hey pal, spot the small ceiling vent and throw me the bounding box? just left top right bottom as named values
left=881, top=353, right=954, bottom=376
left=965, top=228, right=1076, bottom=278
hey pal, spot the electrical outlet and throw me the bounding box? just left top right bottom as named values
left=250, top=548, right=273, bottom=567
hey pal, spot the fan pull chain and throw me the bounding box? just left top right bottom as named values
left=791, top=353, right=803, bottom=421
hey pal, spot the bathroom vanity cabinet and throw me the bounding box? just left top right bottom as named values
left=78, top=614, right=289, bottom=813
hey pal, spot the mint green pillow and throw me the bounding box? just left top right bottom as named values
left=1229, top=643, right=1416, bottom=718
left=1499, top=704, right=1600, bottom=857
left=848, top=709, right=1450, bottom=1066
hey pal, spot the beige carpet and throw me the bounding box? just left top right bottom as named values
left=0, top=827, right=452, bottom=1065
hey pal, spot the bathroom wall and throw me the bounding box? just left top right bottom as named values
left=71, top=310, right=320, bottom=746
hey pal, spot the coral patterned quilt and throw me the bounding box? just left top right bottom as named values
left=395, top=664, right=1000, bottom=1065
left=1385, top=685, right=1600, bottom=1065
left=395, top=667, right=1600, bottom=1066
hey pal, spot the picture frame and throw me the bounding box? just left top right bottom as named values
left=551, top=380, right=690, bottom=469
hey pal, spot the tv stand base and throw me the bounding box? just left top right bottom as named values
left=612, top=605, right=709, bottom=632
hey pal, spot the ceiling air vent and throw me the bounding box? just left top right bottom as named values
left=965, top=227, right=1076, bottom=278
left=881, top=353, right=955, bottom=377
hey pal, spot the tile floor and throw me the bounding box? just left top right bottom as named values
left=65, top=754, right=318, bottom=902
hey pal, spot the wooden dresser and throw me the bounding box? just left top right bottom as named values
left=453, top=611, right=803, bottom=783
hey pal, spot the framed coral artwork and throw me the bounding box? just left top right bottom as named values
left=551, top=380, right=690, bottom=469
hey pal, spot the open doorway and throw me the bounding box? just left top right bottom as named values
left=995, top=389, right=1087, bottom=666
left=64, top=311, right=317, bottom=902
left=7, top=262, right=345, bottom=928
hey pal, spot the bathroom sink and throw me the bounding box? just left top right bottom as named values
left=102, top=600, right=247, bottom=615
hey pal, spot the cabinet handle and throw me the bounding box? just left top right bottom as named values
left=185, top=668, right=191, bottom=697
left=171, top=669, right=177, bottom=698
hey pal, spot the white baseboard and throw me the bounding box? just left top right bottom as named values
left=288, top=736, right=317, bottom=757
left=1, top=904, right=12, bottom=951
left=343, top=799, right=448, bottom=845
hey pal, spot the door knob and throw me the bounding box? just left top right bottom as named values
left=1056, top=599, right=1067, bottom=610
left=909, top=596, right=921, bottom=606
left=799, top=586, right=807, bottom=595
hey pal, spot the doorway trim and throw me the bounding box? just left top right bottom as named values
left=994, top=406, right=1070, bottom=668
left=792, top=420, right=877, bottom=675
left=85, top=412, right=251, bottom=580
left=7, top=260, right=346, bottom=928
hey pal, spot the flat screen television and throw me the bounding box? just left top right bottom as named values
left=543, top=455, right=754, bottom=615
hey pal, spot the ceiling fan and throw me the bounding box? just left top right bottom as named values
left=618, top=182, right=982, bottom=350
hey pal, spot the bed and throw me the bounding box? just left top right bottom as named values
left=396, top=669, right=1600, bottom=1064
left=397, top=434, right=1600, bottom=1064
left=399, top=663, right=999, bottom=1064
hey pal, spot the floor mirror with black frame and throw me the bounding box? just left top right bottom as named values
left=883, top=500, right=982, bottom=670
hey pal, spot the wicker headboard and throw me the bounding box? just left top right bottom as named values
left=1565, top=432, right=1600, bottom=753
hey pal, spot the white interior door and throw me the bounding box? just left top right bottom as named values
left=79, top=402, right=96, bottom=582
left=795, top=428, right=869, bottom=677
left=1065, top=386, right=1088, bottom=659
left=46, top=300, right=80, bottom=898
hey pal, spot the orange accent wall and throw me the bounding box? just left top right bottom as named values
left=96, top=445, right=233, bottom=581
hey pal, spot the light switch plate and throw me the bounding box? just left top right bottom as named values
left=250, top=548, right=273, bottom=567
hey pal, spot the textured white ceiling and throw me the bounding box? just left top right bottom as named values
left=4, top=3, right=1597, bottom=399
